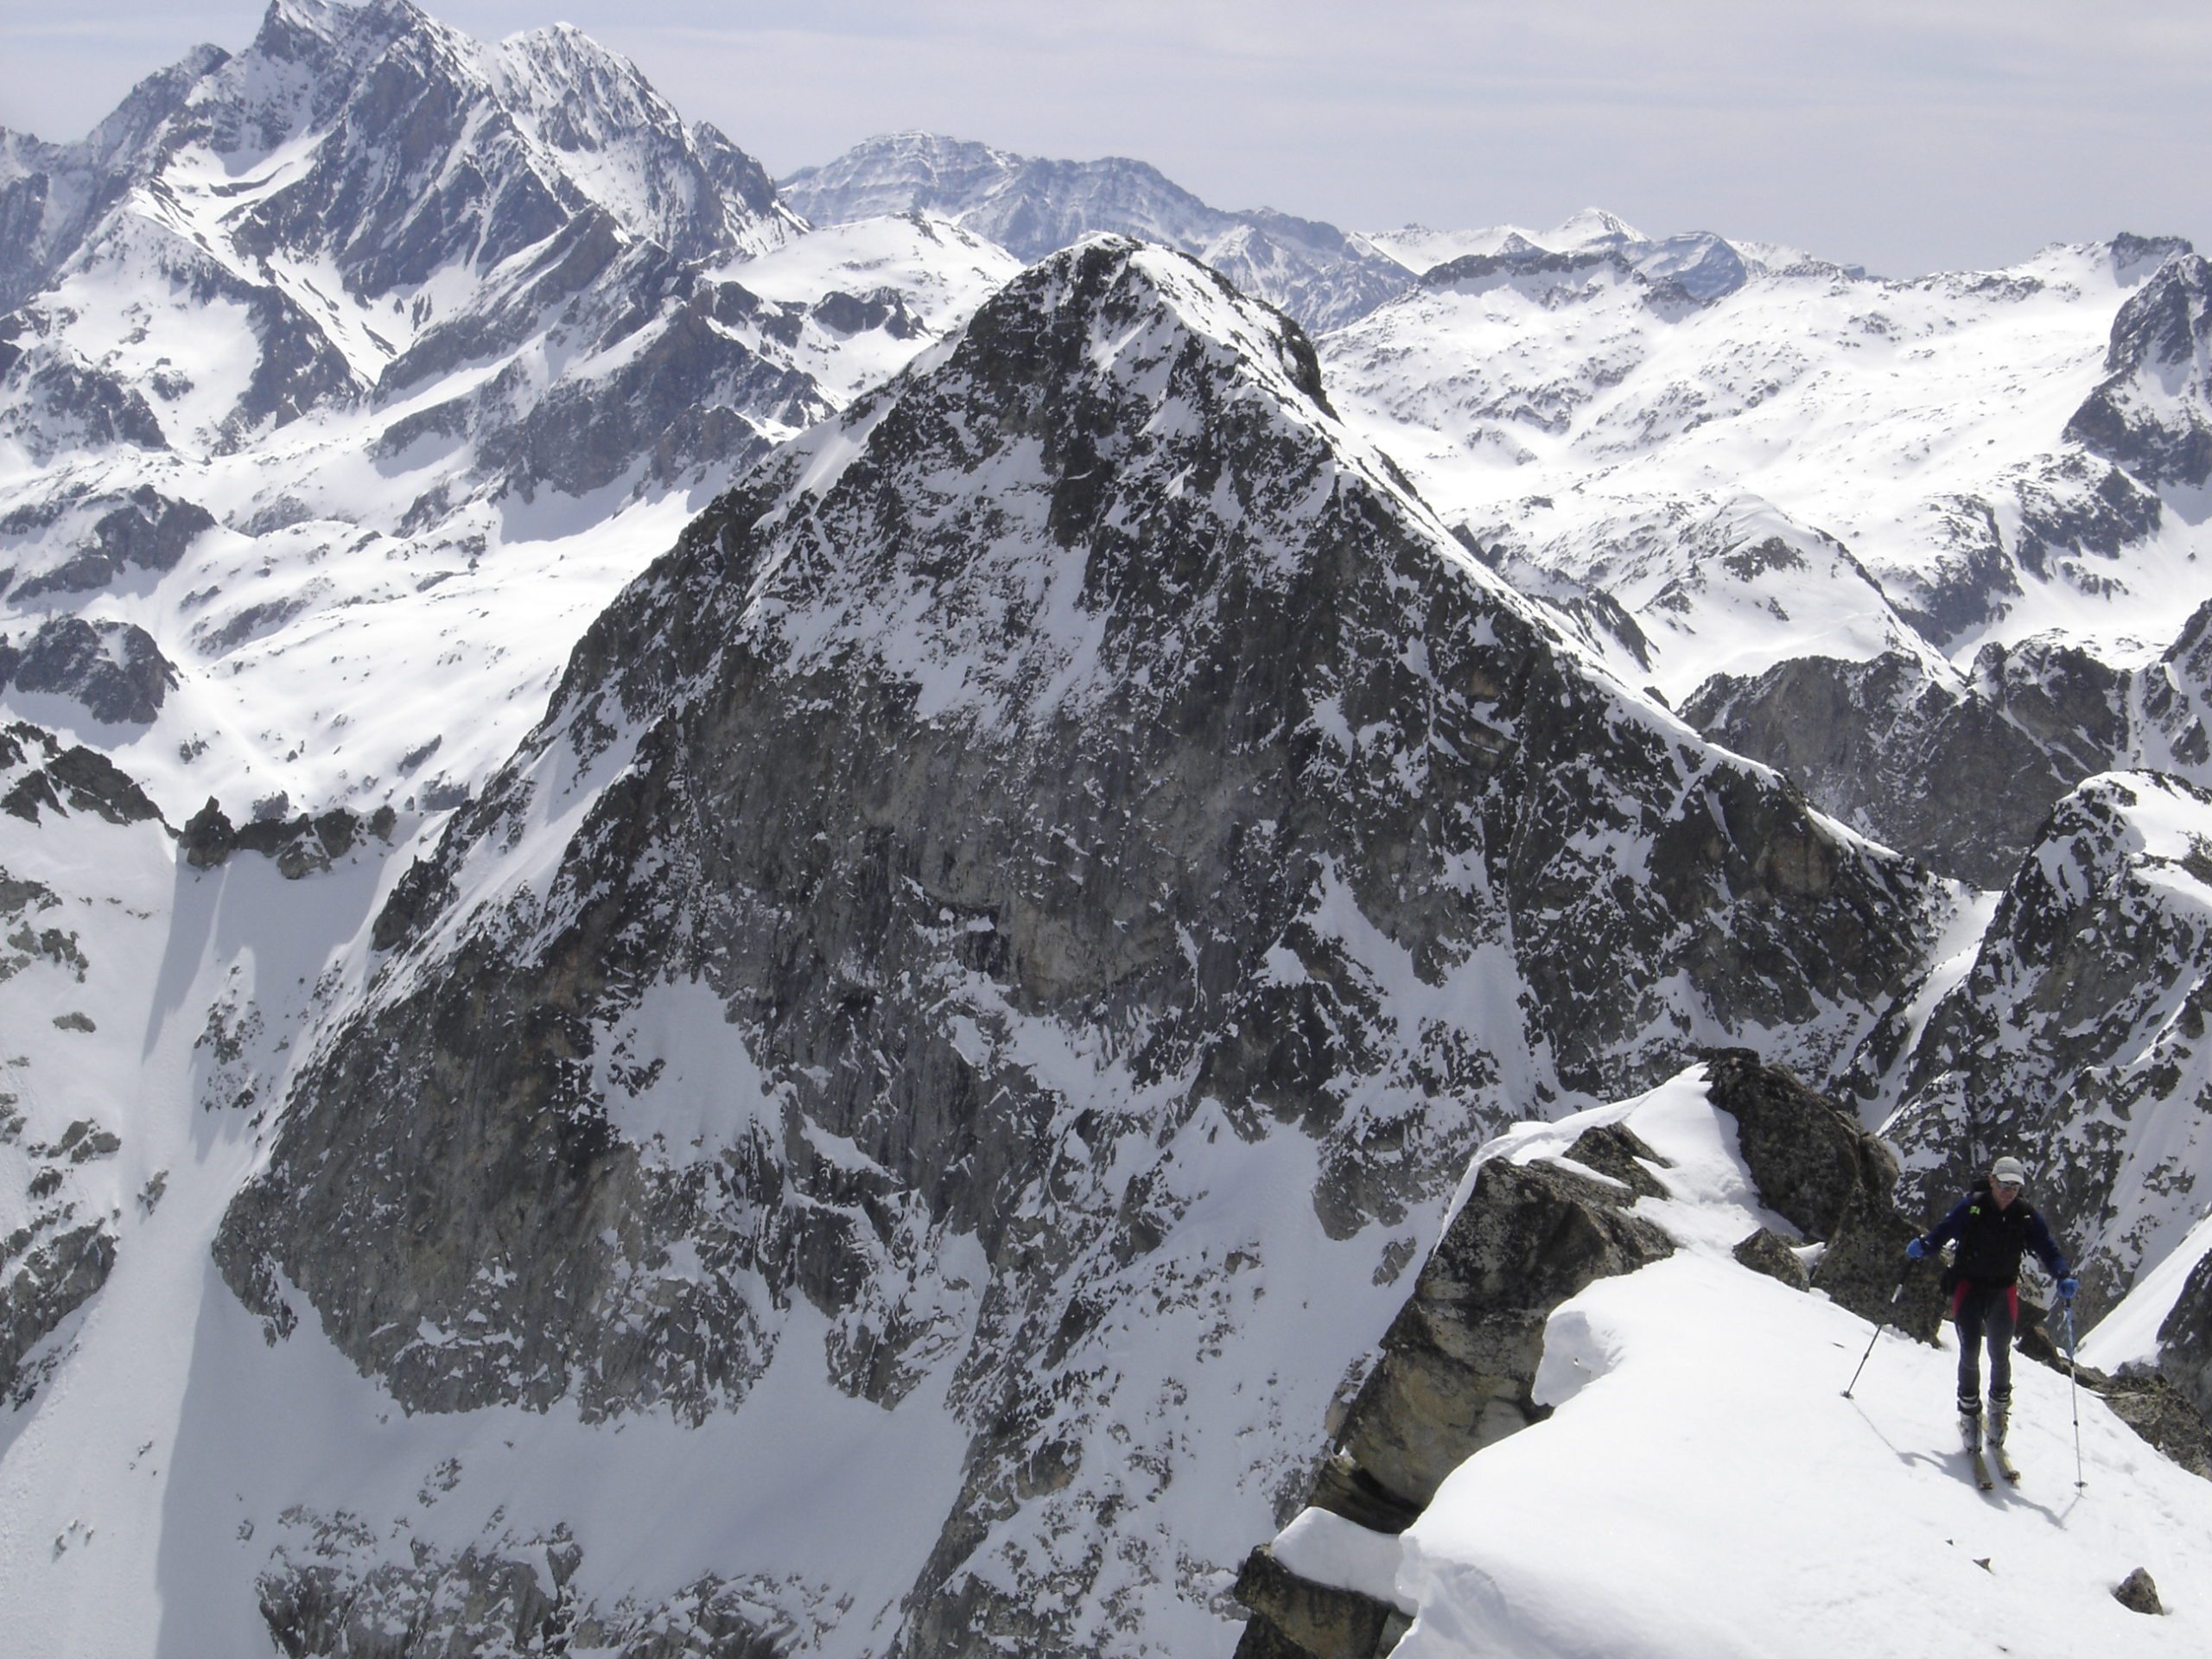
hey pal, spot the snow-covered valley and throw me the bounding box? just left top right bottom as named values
left=6, top=3, right=2212, bottom=1656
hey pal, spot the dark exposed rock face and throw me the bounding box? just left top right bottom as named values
left=0, top=347, right=169, bottom=459
left=212, top=240, right=1942, bottom=1656
left=1232, top=1549, right=1404, bottom=1659
left=1688, top=652, right=2057, bottom=888
left=0, top=722, right=164, bottom=827
left=10, top=486, right=216, bottom=601
left=2, top=1223, right=117, bottom=1405
left=1701, top=1048, right=1942, bottom=1339
left=180, top=797, right=385, bottom=876
left=473, top=291, right=831, bottom=499
left=1312, top=1141, right=1677, bottom=1534
left=1689, top=614, right=2212, bottom=892
left=0, top=615, right=177, bottom=724
left=2066, top=252, right=2212, bottom=489
left=254, top=1513, right=796, bottom=1659
left=2161, top=1249, right=2212, bottom=1424
left=1230, top=1136, right=1675, bottom=1659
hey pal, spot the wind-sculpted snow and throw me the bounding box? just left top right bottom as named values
left=211, top=237, right=1943, bottom=1657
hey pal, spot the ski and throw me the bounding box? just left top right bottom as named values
left=1990, top=1443, right=2021, bottom=1484
left=1967, top=1447, right=1995, bottom=1490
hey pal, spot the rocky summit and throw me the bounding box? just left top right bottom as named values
left=208, top=238, right=1942, bottom=1653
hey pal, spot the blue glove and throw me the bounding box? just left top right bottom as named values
left=1905, top=1237, right=1928, bottom=1260
left=2059, top=1277, right=2078, bottom=1300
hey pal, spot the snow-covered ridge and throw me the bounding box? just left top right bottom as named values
left=1262, top=1067, right=2212, bottom=1658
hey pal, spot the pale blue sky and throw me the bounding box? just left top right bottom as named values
left=4, top=0, right=2209, bottom=278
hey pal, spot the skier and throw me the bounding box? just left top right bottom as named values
left=1905, top=1155, right=2076, bottom=1456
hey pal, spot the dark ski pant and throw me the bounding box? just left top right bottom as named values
left=1953, top=1282, right=2019, bottom=1411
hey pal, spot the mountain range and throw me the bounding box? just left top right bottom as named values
left=5, top=4, right=2212, bottom=1656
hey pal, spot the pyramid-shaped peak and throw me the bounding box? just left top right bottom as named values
left=881, top=236, right=1344, bottom=451
left=1544, top=207, right=1648, bottom=252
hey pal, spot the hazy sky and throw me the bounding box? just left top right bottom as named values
left=4, top=0, right=2209, bottom=278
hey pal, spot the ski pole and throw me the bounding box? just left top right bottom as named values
left=1843, top=1267, right=1911, bottom=1399
left=2063, top=1303, right=2086, bottom=1489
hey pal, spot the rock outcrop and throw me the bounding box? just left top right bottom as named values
left=2160, top=1249, right=2212, bottom=1424
left=2066, top=251, right=2212, bottom=489
left=0, top=616, right=177, bottom=726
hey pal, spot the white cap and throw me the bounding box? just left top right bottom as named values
left=1991, top=1156, right=2027, bottom=1188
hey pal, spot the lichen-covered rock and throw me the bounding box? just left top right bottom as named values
left=1700, top=1047, right=1942, bottom=1338
left=2113, top=1566, right=2166, bottom=1616
left=1231, top=1548, right=1402, bottom=1659
left=1733, top=1228, right=1811, bottom=1290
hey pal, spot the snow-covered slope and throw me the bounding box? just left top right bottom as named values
left=781, top=130, right=1409, bottom=330
left=9, top=10, right=2212, bottom=1659
left=1248, top=1065, right=2212, bottom=1658
left=1323, top=236, right=2200, bottom=699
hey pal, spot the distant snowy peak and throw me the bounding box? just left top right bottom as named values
left=1367, top=211, right=1841, bottom=302
left=0, top=44, right=227, bottom=309
left=1366, top=208, right=1647, bottom=269
left=780, top=130, right=1409, bottom=330
left=482, top=22, right=802, bottom=260
left=1548, top=206, right=1646, bottom=251
left=16, top=0, right=796, bottom=303
left=209, top=0, right=796, bottom=281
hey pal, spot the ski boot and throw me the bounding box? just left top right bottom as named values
left=1958, top=1395, right=1983, bottom=1452
left=1987, top=1395, right=2009, bottom=1449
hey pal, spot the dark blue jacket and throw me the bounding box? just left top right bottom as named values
left=1925, top=1183, right=2070, bottom=1287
